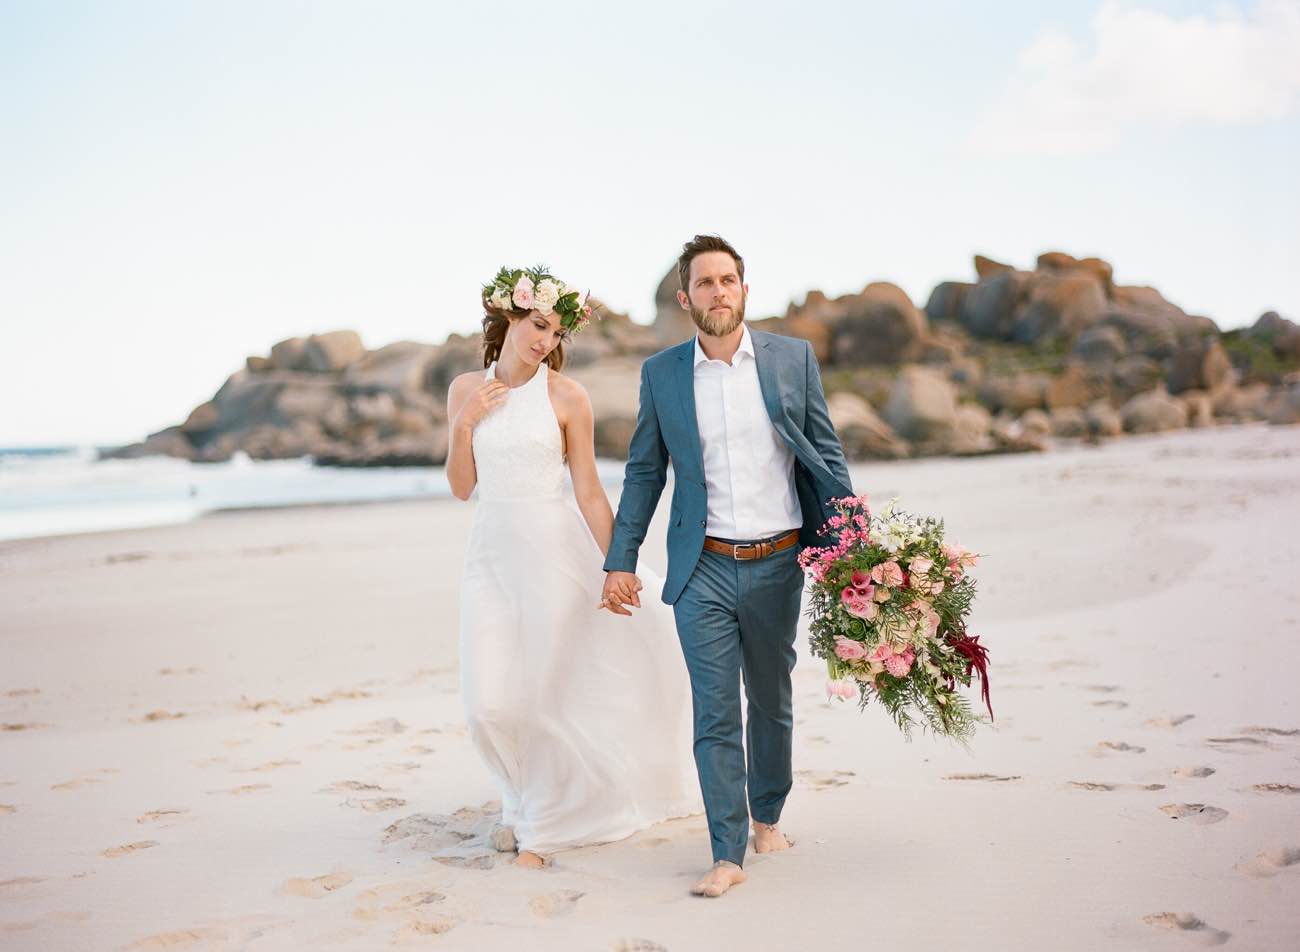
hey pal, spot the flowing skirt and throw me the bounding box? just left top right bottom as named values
left=458, top=495, right=701, bottom=853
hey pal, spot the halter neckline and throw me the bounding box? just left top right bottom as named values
left=488, top=359, right=547, bottom=391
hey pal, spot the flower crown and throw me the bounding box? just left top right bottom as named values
left=482, top=265, right=595, bottom=335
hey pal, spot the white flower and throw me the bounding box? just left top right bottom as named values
left=489, top=287, right=512, bottom=310
left=534, top=278, right=561, bottom=316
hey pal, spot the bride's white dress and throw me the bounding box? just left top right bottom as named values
left=458, top=359, right=701, bottom=854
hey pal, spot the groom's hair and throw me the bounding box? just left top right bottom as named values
left=677, top=234, right=745, bottom=292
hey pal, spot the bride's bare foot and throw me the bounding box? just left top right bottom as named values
left=515, top=850, right=546, bottom=869
left=753, top=820, right=793, bottom=853
left=690, top=860, right=746, bottom=898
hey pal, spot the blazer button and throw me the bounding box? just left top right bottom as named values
left=699, top=520, right=706, bottom=528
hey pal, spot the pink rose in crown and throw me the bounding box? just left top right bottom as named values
left=512, top=274, right=535, bottom=310
left=871, top=561, right=904, bottom=587
left=826, top=678, right=858, bottom=701
left=833, top=636, right=868, bottom=661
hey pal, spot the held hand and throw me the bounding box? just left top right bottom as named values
left=454, top=379, right=509, bottom=430
left=598, top=571, right=643, bottom=615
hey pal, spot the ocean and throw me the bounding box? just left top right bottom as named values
left=0, top=447, right=629, bottom=543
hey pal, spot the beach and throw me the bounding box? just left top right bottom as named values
left=2, top=423, right=1299, bottom=951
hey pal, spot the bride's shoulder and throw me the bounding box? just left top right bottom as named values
left=546, top=370, right=592, bottom=412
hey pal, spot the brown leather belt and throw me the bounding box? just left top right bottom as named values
left=702, top=529, right=800, bottom=561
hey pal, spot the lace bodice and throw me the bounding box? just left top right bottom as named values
left=471, top=361, right=566, bottom=501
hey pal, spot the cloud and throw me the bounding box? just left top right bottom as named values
left=966, top=1, right=1300, bottom=155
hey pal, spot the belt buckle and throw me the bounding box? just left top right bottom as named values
left=733, top=543, right=755, bottom=561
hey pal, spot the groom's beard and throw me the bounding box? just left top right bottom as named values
left=689, top=295, right=746, bottom=337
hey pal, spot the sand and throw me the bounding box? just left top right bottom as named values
left=2, top=423, right=1299, bottom=951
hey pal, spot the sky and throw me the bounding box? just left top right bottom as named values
left=2, top=0, right=1298, bottom=446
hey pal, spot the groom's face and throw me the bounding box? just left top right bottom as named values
left=678, top=251, right=747, bottom=337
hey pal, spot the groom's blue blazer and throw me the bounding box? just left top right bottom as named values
left=603, top=329, right=854, bottom=605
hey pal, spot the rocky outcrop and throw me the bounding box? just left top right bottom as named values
left=103, top=251, right=1300, bottom=468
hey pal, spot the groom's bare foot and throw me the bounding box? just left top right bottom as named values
left=690, top=860, right=746, bottom=898
left=515, top=850, right=546, bottom=869
left=753, top=820, right=793, bottom=853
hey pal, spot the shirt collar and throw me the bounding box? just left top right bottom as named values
left=693, top=323, right=755, bottom=367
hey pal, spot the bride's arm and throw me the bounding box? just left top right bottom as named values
left=445, top=372, right=506, bottom=501
left=560, top=381, right=615, bottom=555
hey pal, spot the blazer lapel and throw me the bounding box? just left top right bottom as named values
left=754, top=333, right=792, bottom=442
left=674, top=341, right=704, bottom=476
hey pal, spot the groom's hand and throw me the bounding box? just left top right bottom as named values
left=599, top=571, right=643, bottom=615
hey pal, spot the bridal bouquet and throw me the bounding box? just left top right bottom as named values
left=799, top=495, right=993, bottom=744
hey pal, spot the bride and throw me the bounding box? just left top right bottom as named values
left=446, top=266, right=700, bottom=869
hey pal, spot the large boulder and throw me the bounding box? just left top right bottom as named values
left=1249, top=311, right=1300, bottom=360
left=974, top=254, right=1013, bottom=280
left=653, top=265, right=694, bottom=346
left=99, top=425, right=195, bottom=461
left=568, top=357, right=645, bottom=459
left=826, top=391, right=909, bottom=460
left=1267, top=383, right=1300, bottom=425
left=1177, top=390, right=1215, bottom=428
left=343, top=341, right=439, bottom=396
left=883, top=365, right=957, bottom=445
left=1049, top=406, right=1088, bottom=438
left=1011, top=271, right=1108, bottom=344
left=269, top=337, right=310, bottom=371
left=978, top=373, right=1049, bottom=413
left=949, top=403, right=994, bottom=455
left=959, top=269, right=1028, bottom=339
left=1045, top=363, right=1099, bottom=410
left=303, top=330, right=366, bottom=372
left=1085, top=399, right=1123, bottom=438
left=424, top=334, right=486, bottom=398
left=1110, top=355, right=1162, bottom=403
left=1073, top=324, right=1127, bottom=362
left=830, top=282, right=928, bottom=365
left=1035, top=251, right=1114, bottom=294
left=1165, top=337, right=1233, bottom=394
left=924, top=282, right=973, bottom=323
left=1212, top=383, right=1271, bottom=422
left=1121, top=388, right=1188, bottom=434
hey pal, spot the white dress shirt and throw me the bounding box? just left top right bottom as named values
left=693, top=324, right=802, bottom=540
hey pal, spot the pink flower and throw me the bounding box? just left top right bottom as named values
left=826, top=678, right=857, bottom=701
left=833, top=636, right=868, bottom=661
left=942, top=543, right=979, bottom=570
left=871, top=561, right=904, bottom=587
left=883, top=652, right=914, bottom=677
left=851, top=569, right=873, bottom=591
left=909, top=555, right=933, bottom=575
left=868, top=642, right=893, bottom=662
left=846, top=598, right=878, bottom=621
left=512, top=275, right=535, bottom=310
left=873, top=585, right=891, bottom=603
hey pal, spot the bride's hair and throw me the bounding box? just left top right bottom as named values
left=482, top=301, right=567, bottom=372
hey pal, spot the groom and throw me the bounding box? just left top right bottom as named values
left=601, top=234, right=853, bottom=897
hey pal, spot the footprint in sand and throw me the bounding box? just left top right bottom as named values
left=405, top=745, right=437, bottom=756
left=1068, top=781, right=1165, bottom=792
left=158, top=666, right=202, bottom=676
left=0, top=804, right=15, bottom=814
left=208, top=784, right=271, bottom=796
left=354, top=882, right=459, bottom=938
left=1082, top=684, right=1123, bottom=694
left=137, top=808, right=189, bottom=825
left=1234, top=846, right=1300, bottom=878
left=1092, top=700, right=1129, bottom=709
left=279, top=871, right=353, bottom=898
left=1239, top=725, right=1298, bottom=737
left=343, top=718, right=407, bottom=736
left=238, top=759, right=301, bottom=773
left=1171, top=767, right=1216, bottom=779
left=5, top=688, right=40, bottom=697
left=795, top=769, right=854, bottom=789
left=1141, top=912, right=1230, bottom=946
left=133, top=711, right=186, bottom=723
left=344, top=797, right=407, bottom=813
left=1094, top=741, right=1146, bottom=754
left=1205, top=735, right=1271, bottom=750
left=1145, top=715, right=1195, bottom=728
left=319, top=780, right=389, bottom=794
left=1159, top=803, right=1228, bottom=824
left=51, top=776, right=104, bottom=791
left=529, top=890, right=584, bottom=919
left=382, top=761, right=422, bottom=774
left=103, top=840, right=159, bottom=858
left=613, top=942, right=668, bottom=952
left=122, top=914, right=282, bottom=949
left=943, top=773, right=1021, bottom=782
left=3, top=723, right=50, bottom=732
left=1250, top=783, right=1300, bottom=795
left=382, top=803, right=502, bottom=869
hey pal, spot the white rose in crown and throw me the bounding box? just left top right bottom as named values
left=533, top=278, right=561, bottom=316
left=489, top=287, right=513, bottom=310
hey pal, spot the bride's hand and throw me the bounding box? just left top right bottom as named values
left=599, top=571, right=642, bottom=615
left=454, top=379, right=509, bottom=430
